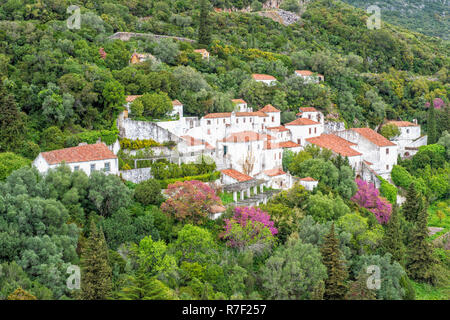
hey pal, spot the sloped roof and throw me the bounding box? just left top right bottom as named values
left=267, top=126, right=289, bottom=132
left=194, top=49, right=209, bottom=54
left=285, top=118, right=320, bottom=126
left=264, top=168, right=286, bottom=177
left=172, top=99, right=183, bottom=106
left=259, top=104, right=281, bottom=113
left=350, top=128, right=396, bottom=147
left=203, top=111, right=267, bottom=119
left=295, top=70, right=323, bottom=77
left=278, top=141, right=300, bottom=148
left=299, top=107, right=318, bottom=113
left=386, top=121, right=419, bottom=127
left=232, top=99, right=247, bottom=105
left=125, top=95, right=142, bottom=103
left=41, top=143, right=117, bottom=165
left=252, top=74, right=276, bottom=81
left=306, top=134, right=362, bottom=157
left=221, top=169, right=253, bottom=182
left=299, top=177, right=317, bottom=182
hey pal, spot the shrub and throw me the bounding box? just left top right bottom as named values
left=119, top=138, right=161, bottom=150
left=391, top=165, right=413, bottom=189
left=134, top=179, right=164, bottom=206
left=351, top=179, right=392, bottom=224
left=378, top=176, right=398, bottom=204
left=0, top=152, right=31, bottom=180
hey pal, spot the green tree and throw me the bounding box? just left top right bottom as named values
left=134, top=92, right=173, bottom=119
left=134, top=179, right=164, bottom=206
left=380, top=123, right=400, bottom=140
left=198, top=0, right=211, bottom=45
left=0, top=152, right=31, bottom=180
left=0, top=85, right=27, bottom=153
left=345, top=273, right=376, bottom=300
left=381, top=206, right=405, bottom=265
left=80, top=220, right=113, bottom=300
left=406, top=203, right=437, bottom=284
left=402, top=183, right=421, bottom=222
left=117, top=272, right=177, bottom=300
left=321, top=224, right=349, bottom=300
left=427, top=105, right=438, bottom=144
left=7, top=287, right=37, bottom=300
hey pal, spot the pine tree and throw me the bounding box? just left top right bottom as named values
left=402, top=183, right=422, bottom=222
left=406, top=202, right=437, bottom=284
left=381, top=206, right=405, bottom=265
left=117, top=272, right=177, bottom=300
left=80, top=220, right=113, bottom=300
left=320, top=224, right=348, bottom=300
left=427, top=105, right=437, bottom=144
left=198, top=0, right=211, bottom=45
left=0, top=84, right=26, bottom=153
left=345, top=273, right=377, bottom=300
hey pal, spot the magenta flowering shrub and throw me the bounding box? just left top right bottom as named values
left=351, top=179, right=392, bottom=224
left=425, top=98, right=446, bottom=110
left=161, top=180, right=221, bottom=224
left=222, top=207, right=278, bottom=248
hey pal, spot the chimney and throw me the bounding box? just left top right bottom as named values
left=413, top=119, right=418, bottom=125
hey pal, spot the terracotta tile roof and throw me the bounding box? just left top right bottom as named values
left=172, top=99, right=183, bottom=106
left=299, top=107, right=318, bottom=113
left=259, top=104, right=281, bottom=113
left=222, top=131, right=274, bottom=143
left=232, top=99, right=247, bottom=105
left=41, top=143, right=117, bottom=165
left=252, top=74, right=276, bottom=81
left=264, top=140, right=282, bottom=150
left=364, top=160, right=373, bottom=166
left=236, top=112, right=267, bottom=117
left=221, top=169, right=253, bottom=182
left=386, top=121, right=418, bottom=127
left=203, top=111, right=267, bottom=119
left=264, top=168, right=286, bottom=177
left=210, top=205, right=226, bottom=213
left=180, top=136, right=215, bottom=149
left=306, top=134, right=362, bottom=157
left=267, top=126, right=289, bottom=132
left=194, top=49, right=209, bottom=54
left=295, top=70, right=314, bottom=76
left=285, top=118, right=320, bottom=126
left=300, top=177, right=317, bottom=182
left=203, top=112, right=232, bottom=119
left=278, top=141, right=300, bottom=148
left=126, top=95, right=142, bottom=103
left=350, top=128, right=396, bottom=147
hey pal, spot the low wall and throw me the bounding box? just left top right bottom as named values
left=119, top=118, right=182, bottom=143
left=324, top=121, right=346, bottom=134
left=120, top=168, right=153, bottom=184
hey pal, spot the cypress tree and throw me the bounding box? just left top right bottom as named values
left=402, top=183, right=421, bottom=222
left=406, top=202, right=437, bottom=284
left=0, top=84, right=26, bottom=153
left=427, top=105, right=437, bottom=144
left=80, top=220, right=113, bottom=300
left=345, top=273, right=377, bottom=300
left=198, top=0, right=211, bottom=45
left=381, top=206, right=405, bottom=265
left=321, top=224, right=348, bottom=300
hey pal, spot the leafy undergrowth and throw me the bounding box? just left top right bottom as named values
left=411, top=281, right=450, bottom=300
left=428, top=199, right=450, bottom=241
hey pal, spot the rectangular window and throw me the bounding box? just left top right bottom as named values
left=272, top=116, right=274, bottom=122
left=207, top=129, right=211, bottom=135
left=386, top=148, right=389, bottom=155
left=223, top=146, right=228, bottom=155
left=104, top=162, right=110, bottom=172
left=243, top=118, right=246, bottom=123
left=309, top=128, right=312, bottom=134
left=386, top=165, right=389, bottom=170
left=90, top=164, right=96, bottom=173
left=74, top=166, right=79, bottom=171
left=236, top=118, right=239, bottom=124
left=314, top=127, right=317, bottom=134
left=207, top=120, right=211, bottom=125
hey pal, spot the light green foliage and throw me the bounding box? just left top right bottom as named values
left=380, top=123, right=400, bottom=140
left=378, top=176, right=398, bottom=204
left=132, top=92, right=173, bottom=120
left=0, top=152, right=30, bottom=180
left=306, top=192, right=351, bottom=222
left=135, top=235, right=177, bottom=276
left=172, top=224, right=216, bottom=264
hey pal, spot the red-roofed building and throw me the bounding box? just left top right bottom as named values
left=221, top=169, right=253, bottom=183
left=285, top=117, right=323, bottom=146
left=33, top=143, right=118, bottom=176
left=385, top=120, right=426, bottom=158
left=232, top=99, right=251, bottom=112
left=194, top=49, right=210, bottom=60
left=252, top=74, right=277, bottom=86
left=294, top=70, right=324, bottom=83
left=296, top=107, right=324, bottom=124
left=298, top=177, right=319, bottom=191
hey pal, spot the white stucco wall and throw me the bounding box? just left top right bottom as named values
left=285, top=124, right=323, bottom=146
left=33, top=156, right=119, bottom=176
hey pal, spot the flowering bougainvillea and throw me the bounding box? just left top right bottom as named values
left=351, top=179, right=392, bottom=224
left=161, top=180, right=222, bottom=224
left=222, top=207, right=278, bottom=248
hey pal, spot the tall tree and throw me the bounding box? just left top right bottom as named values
left=381, top=206, right=405, bottom=265
left=427, top=104, right=437, bottom=144
left=406, top=203, right=437, bottom=284
left=345, top=273, right=376, bottom=300
left=402, top=183, right=422, bottom=222
left=198, top=0, right=211, bottom=45
left=320, top=224, right=349, bottom=299
left=80, top=220, right=113, bottom=300
left=0, top=85, right=26, bottom=153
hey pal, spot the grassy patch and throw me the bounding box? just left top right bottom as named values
left=428, top=199, right=450, bottom=241
left=219, top=191, right=234, bottom=205
left=411, top=281, right=450, bottom=300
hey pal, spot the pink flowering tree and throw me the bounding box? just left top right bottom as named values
left=161, top=180, right=222, bottom=225
left=351, top=179, right=392, bottom=224
left=222, top=207, right=278, bottom=248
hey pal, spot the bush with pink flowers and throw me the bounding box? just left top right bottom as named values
left=351, top=179, right=392, bottom=224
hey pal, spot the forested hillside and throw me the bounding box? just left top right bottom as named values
left=0, top=0, right=449, bottom=301
left=343, top=0, right=449, bottom=40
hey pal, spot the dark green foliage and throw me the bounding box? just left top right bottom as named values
left=0, top=152, right=30, bottom=180
left=134, top=179, right=164, bottom=206
left=198, top=0, right=212, bottom=45
left=0, top=85, right=27, bottom=154
left=80, top=220, right=113, bottom=300
left=345, top=272, right=377, bottom=300
left=427, top=106, right=438, bottom=144
left=381, top=206, right=405, bottom=265
left=402, top=183, right=422, bottom=222
left=320, top=224, right=349, bottom=300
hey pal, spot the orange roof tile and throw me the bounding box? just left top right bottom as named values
left=306, top=134, right=362, bottom=157
left=210, top=205, right=226, bottom=213
left=181, top=136, right=215, bottom=149
left=232, top=99, right=247, bottom=105
left=295, top=70, right=314, bottom=76
left=203, top=112, right=232, bottom=119
left=264, top=168, right=286, bottom=177
left=236, top=111, right=267, bottom=117
left=386, top=121, right=418, bottom=127
left=252, top=74, right=276, bottom=81
left=126, top=95, right=142, bottom=103
left=300, top=177, right=317, bottom=182
left=172, top=99, right=183, bottom=106
left=278, top=141, right=300, bottom=148
left=222, top=131, right=274, bottom=143
left=259, top=104, right=281, bottom=113
left=264, top=140, right=282, bottom=150
left=285, top=118, right=320, bottom=126
left=41, top=143, right=117, bottom=165
left=350, top=128, right=396, bottom=147
left=299, top=107, right=318, bottom=113
left=267, top=126, right=289, bottom=132
left=221, top=169, right=253, bottom=182
left=194, top=49, right=209, bottom=54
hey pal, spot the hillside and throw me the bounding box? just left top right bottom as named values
left=342, top=0, right=449, bottom=40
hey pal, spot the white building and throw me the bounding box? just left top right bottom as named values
left=194, top=49, right=210, bottom=60
left=285, top=117, right=324, bottom=146
left=252, top=74, right=277, bottom=86
left=385, top=120, right=427, bottom=158
left=299, top=177, right=319, bottom=191
left=296, top=107, right=324, bottom=125
left=33, top=143, right=119, bottom=176
left=294, top=70, right=324, bottom=84
left=232, top=99, right=252, bottom=112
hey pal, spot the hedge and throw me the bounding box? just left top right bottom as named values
left=378, top=176, right=398, bottom=204
left=158, top=171, right=220, bottom=189
left=120, top=138, right=161, bottom=150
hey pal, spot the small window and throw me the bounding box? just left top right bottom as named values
left=223, top=119, right=225, bottom=124
left=386, top=148, right=389, bottom=155
left=308, top=115, right=311, bottom=119
left=74, top=166, right=79, bottom=171
left=104, top=162, right=110, bottom=172
left=207, top=120, right=211, bottom=125
left=309, top=128, right=312, bottom=134
left=236, top=118, right=239, bottom=124
left=90, top=164, right=96, bottom=172
left=406, top=129, right=409, bottom=134
left=386, top=165, right=389, bottom=170
left=272, top=116, right=274, bottom=122
left=243, top=118, right=246, bottom=123
left=314, top=127, right=317, bottom=134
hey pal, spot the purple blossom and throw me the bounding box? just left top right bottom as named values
left=351, top=179, right=392, bottom=224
